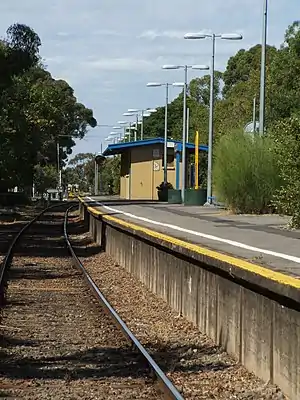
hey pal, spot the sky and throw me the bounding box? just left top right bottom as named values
left=0, top=1, right=298, bottom=157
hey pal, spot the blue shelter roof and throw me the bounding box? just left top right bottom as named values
left=102, top=137, right=208, bottom=156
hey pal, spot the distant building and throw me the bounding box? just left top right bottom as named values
left=102, top=138, right=208, bottom=200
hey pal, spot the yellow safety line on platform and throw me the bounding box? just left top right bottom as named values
left=79, top=197, right=300, bottom=289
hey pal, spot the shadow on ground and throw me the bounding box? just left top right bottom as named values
left=0, top=339, right=231, bottom=381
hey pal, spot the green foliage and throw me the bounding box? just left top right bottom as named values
left=267, top=22, right=300, bottom=122
left=270, top=117, right=300, bottom=227
left=63, top=153, right=95, bottom=192
left=33, top=164, right=58, bottom=195
left=189, top=71, right=223, bottom=105
left=0, top=23, right=97, bottom=194
left=222, top=45, right=277, bottom=97
left=214, top=131, right=281, bottom=213
left=100, top=156, right=121, bottom=194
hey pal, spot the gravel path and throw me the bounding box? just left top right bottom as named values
left=0, top=212, right=162, bottom=399
left=71, top=226, right=286, bottom=400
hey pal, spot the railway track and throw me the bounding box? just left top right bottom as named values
left=0, top=203, right=183, bottom=399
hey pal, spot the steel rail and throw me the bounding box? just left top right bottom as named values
left=64, top=205, right=184, bottom=400
left=0, top=202, right=76, bottom=301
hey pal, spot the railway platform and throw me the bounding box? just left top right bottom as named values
left=85, top=196, right=300, bottom=280
left=78, top=196, right=300, bottom=399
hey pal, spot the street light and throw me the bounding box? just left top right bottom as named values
left=122, top=112, right=137, bottom=141
left=162, top=64, right=209, bottom=203
left=184, top=31, right=243, bottom=205
left=147, top=82, right=172, bottom=185
left=127, top=109, right=143, bottom=140
left=127, top=108, right=157, bottom=140
left=94, top=152, right=105, bottom=195
left=123, top=112, right=135, bottom=117
left=120, top=117, right=137, bottom=141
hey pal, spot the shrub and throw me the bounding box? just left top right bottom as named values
left=270, top=117, right=300, bottom=228
left=0, top=192, right=30, bottom=206
left=213, top=130, right=281, bottom=213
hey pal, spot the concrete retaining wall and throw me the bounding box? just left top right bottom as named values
left=80, top=202, right=300, bottom=399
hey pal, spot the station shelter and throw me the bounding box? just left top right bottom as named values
left=102, top=138, right=208, bottom=200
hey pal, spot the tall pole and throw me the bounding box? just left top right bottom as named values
left=94, top=160, right=98, bottom=195
left=206, top=34, right=215, bottom=205
left=259, top=0, right=268, bottom=135
left=141, top=110, right=144, bottom=140
left=186, top=107, right=190, bottom=143
left=163, top=83, right=169, bottom=184
left=134, top=115, right=138, bottom=141
left=181, top=66, right=188, bottom=204
left=253, top=97, right=257, bottom=133
left=128, top=123, right=130, bottom=142
left=195, top=131, right=199, bottom=189
left=56, top=141, right=60, bottom=189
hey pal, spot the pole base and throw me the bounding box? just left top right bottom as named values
left=203, top=201, right=214, bottom=207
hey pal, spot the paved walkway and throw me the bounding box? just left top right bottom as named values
left=86, top=197, right=300, bottom=279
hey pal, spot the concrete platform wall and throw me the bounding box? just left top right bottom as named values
left=84, top=207, right=299, bottom=400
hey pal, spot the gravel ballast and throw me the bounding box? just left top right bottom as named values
left=71, top=226, right=286, bottom=400
left=0, top=212, right=162, bottom=399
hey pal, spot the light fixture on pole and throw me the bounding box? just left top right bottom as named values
left=127, top=108, right=157, bottom=140
left=117, top=120, right=129, bottom=142
left=162, top=64, right=209, bottom=203
left=123, top=112, right=137, bottom=141
left=184, top=31, right=243, bottom=205
left=147, top=82, right=173, bottom=185
left=117, top=121, right=131, bottom=142
left=109, top=132, right=119, bottom=143
left=121, top=115, right=136, bottom=141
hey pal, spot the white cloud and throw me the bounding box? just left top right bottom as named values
left=138, top=30, right=188, bottom=40
left=81, top=58, right=157, bottom=72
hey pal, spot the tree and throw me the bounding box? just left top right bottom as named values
left=33, top=164, right=57, bottom=197
left=63, top=153, right=95, bottom=192
left=271, top=117, right=300, bottom=227
left=267, top=21, right=300, bottom=123
left=222, top=44, right=277, bottom=97
left=189, top=72, right=223, bottom=106
left=0, top=23, right=97, bottom=193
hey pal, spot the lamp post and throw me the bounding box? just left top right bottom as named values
left=147, top=82, right=173, bottom=184
left=117, top=121, right=129, bottom=142
left=123, top=112, right=137, bottom=141
left=56, top=134, right=76, bottom=197
left=95, top=124, right=121, bottom=159
left=127, top=108, right=157, bottom=140
left=119, top=120, right=136, bottom=142
left=184, top=31, right=243, bottom=205
left=162, top=64, right=209, bottom=203
left=94, top=153, right=105, bottom=195
left=259, top=0, right=268, bottom=135
left=56, top=142, right=61, bottom=191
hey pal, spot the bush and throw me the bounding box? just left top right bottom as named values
left=213, top=130, right=281, bottom=213
left=270, top=117, right=300, bottom=228
left=0, top=192, right=30, bottom=206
